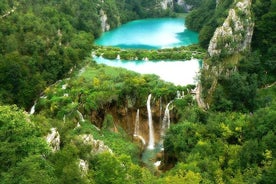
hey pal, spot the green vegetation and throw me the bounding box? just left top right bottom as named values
left=0, top=0, right=173, bottom=110
left=163, top=94, right=276, bottom=182
left=198, top=0, right=276, bottom=112
left=92, top=45, right=205, bottom=61
left=186, top=0, right=234, bottom=48
left=0, top=0, right=275, bottom=183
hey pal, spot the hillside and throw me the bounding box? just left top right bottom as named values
left=0, top=0, right=275, bottom=183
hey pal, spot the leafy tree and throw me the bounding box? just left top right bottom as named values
left=0, top=105, right=52, bottom=181
left=1, top=155, right=57, bottom=184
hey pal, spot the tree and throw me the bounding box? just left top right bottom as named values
left=0, top=105, right=52, bottom=181
left=1, top=155, right=57, bottom=184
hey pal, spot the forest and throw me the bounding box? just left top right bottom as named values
left=0, top=0, right=275, bottom=183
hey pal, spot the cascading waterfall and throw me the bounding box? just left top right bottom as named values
left=162, top=102, right=171, bottom=131
left=134, top=109, right=140, bottom=136
left=133, top=109, right=146, bottom=145
left=147, top=94, right=155, bottom=149
left=160, top=101, right=172, bottom=150
left=29, top=101, right=37, bottom=115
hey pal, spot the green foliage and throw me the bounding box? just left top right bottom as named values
left=1, top=1, right=276, bottom=184
left=0, top=105, right=53, bottom=182
left=0, top=105, right=47, bottom=169
left=252, top=0, right=276, bottom=55
left=212, top=71, right=258, bottom=112
left=164, top=122, right=202, bottom=162
left=162, top=163, right=202, bottom=184
left=93, top=45, right=205, bottom=61
left=115, top=0, right=174, bottom=23
left=186, top=0, right=234, bottom=48
left=1, top=155, right=57, bottom=184
left=49, top=143, right=85, bottom=184
left=91, top=153, right=155, bottom=184
left=0, top=0, right=171, bottom=110
left=163, top=99, right=276, bottom=183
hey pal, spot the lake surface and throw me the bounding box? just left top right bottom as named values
left=95, top=18, right=198, bottom=49
left=94, top=18, right=200, bottom=86
left=95, top=56, right=200, bottom=86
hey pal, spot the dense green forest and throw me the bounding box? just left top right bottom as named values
left=1, top=0, right=275, bottom=183
left=0, top=0, right=173, bottom=109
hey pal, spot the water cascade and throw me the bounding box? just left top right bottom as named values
left=29, top=101, right=37, bottom=115
left=160, top=102, right=172, bottom=150
left=147, top=94, right=155, bottom=149
left=133, top=109, right=146, bottom=145
left=134, top=109, right=140, bottom=136
left=163, top=102, right=171, bottom=130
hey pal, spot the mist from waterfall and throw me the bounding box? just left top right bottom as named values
left=147, top=94, right=155, bottom=149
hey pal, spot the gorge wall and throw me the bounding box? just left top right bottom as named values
left=208, top=0, right=254, bottom=57
left=200, top=0, right=254, bottom=107
left=89, top=95, right=178, bottom=149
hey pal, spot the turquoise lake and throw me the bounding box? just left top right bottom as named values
left=94, top=18, right=200, bottom=86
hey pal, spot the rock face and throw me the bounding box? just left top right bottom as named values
left=79, top=159, right=89, bottom=176
left=100, top=9, right=110, bottom=32
left=46, top=128, right=60, bottom=152
left=161, top=0, right=193, bottom=11
left=80, top=134, right=113, bottom=154
left=160, top=0, right=173, bottom=9
left=208, top=0, right=254, bottom=57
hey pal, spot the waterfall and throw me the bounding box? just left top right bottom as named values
left=162, top=102, right=171, bottom=130
left=134, top=135, right=146, bottom=145
left=77, top=110, right=85, bottom=122
left=147, top=94, right=155, bottom=149
left=160, top=101, right=172, bottom=150
left=133, top=109, right=146, bottom=145
left=29, top=101, right=36, bottom=115
left=116, top=54, right=120, bottom=60
left=177, top=90, right=185, bottom=99
left=134, top=109, right=140, bottom=136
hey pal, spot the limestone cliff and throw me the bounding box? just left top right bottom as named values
left=100, top=9, right=110, bottom=32
left=161, top=0, right=194, bottom=11
left=80, top=134, right=113, bottom=154
left=160, top=0, right=173, bottom=9
left=199, top=0, right=254, bottom=108
left=46, top=128, right=60, bottom=152
left=208, top=0, right=254, bottom=57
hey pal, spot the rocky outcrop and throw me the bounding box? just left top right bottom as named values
left=80, top=134, right=113, bottom=154
left=79, top=159, right=89, bottom=176
left=199, top=0, right=254, bottom=107
left=46, top=128, right=60, bottom=152
left=160, top=0, right=173, bottom=9
left=180, top=0, right=194, bottom=11
left=161, top=0, right=193, bottom=11
left=208, top=0, right=254, bottom=57
left=100, top=9, right=110, bottom=32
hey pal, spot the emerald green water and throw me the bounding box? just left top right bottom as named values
left=94, top=18, right=200, bottom=86
left=95, top=18, right=198, bottom=49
